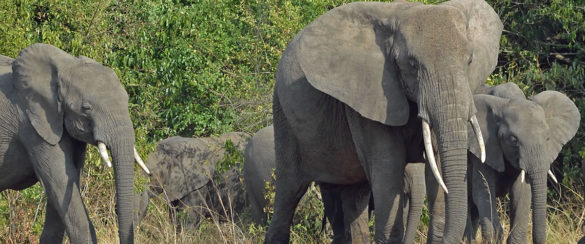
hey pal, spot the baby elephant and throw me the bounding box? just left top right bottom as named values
left=466, top=83, right=580, bottom=243
left=136, top=132, right=250, bottom=229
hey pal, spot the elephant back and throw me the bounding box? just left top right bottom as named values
left=147, top=136, right=222, bottom=200
left=147, top=132, right=250, bottom=201
left=214, top=131, right=250, bottom=152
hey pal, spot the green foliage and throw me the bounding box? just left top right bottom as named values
left=215, top=139, right=246, bottom=178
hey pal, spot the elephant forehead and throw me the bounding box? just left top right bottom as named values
left=400, top=6, right=469, bottom=60
left=504, top=100, right=549, bottom=134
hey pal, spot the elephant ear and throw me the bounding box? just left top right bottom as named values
left=468, top=94, right=507, bottom=172
left=488, top=82, right=525, bottom=99
left=297, top=2, right=418, bottom=126
left=12, top=44, right=77, bottom=145
left=442, top=0, right=503, bottom=90
left=147, top=136, right=220, bottom=201
left=530, top=91, right=581, bottom=161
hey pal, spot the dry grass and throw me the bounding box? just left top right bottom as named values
left=1, top=162, right=585, bottom=244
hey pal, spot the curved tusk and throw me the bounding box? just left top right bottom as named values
left=470, top=115, right=486, bottom=163
left=423, top=121, right=448, bottom=194
left=97, top=142, right=112, bottom=168
left=548, top=170, right=558, bottom=184
left=520, top=170, right=525, bottom=183
left=134, top=147, right=151, bottom=175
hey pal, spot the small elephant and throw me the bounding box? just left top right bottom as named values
left=0, top=44, right=148, bottom=243
left=466, top=83, right=580, bottom=243
left=244, top=126, right=426, bottom=243
left=138, top=132, right=250, bottom=229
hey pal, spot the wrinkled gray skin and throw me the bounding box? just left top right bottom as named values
left=0, top=44, right=138, bottom=243
left=137, top=133, right=249, bottom=229
left=268, top=0, right=502, bottom=243
left=245, top=126, right=426, bottom=244
left=465, top=83, right=580, bottom=243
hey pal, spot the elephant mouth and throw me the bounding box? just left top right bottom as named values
left=97, top=141, right=151, bottom=174
left=422, top=115, right=485, bottom=194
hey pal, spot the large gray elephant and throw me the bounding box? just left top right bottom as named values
left=465, top=83, right=580, bottom=243
left=244, top=126, right=427, bottom=243
left=267, top=0, right=502, bottom=242
left=0, top=44, right=148, bottom=243
left=138, top=133, right=250, bottom=229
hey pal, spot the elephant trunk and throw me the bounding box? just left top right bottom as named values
left=403, top=167, right=425, bottom=244
left=529, top=170, right=548, bottom=244
left=435, top=122, right=468, bottom=243
left=420, top=70, right=473, bottom=243
left=106, top=125, right=136, bottom=244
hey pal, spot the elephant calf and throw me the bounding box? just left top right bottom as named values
left=466, top=83, right=580, bottom=243
left=136, top=132, right=250, bottom=230
left=244, top=125, right=426, bottom=243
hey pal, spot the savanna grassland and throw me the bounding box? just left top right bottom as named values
left=0, top=0, right=584, bottom=243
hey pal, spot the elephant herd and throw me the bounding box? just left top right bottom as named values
left=0, top=0, right=582, bottom=243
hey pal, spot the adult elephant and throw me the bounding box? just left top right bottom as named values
left=267, top=0, right=502, bottom=242
left=245, top=126, right=427, bottom=243
left=138, top=133, right=249, bottom=229
left=466, top=83, right=580, bottom=243
left=0, top=44, right=149, bottom=243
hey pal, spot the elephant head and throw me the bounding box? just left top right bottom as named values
left=11, top=43, right=145, bottom=243
left=469, top=88, right=580, bottom=243
left=295, top=0, right=502, bottom=240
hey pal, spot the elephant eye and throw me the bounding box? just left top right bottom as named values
left=81, top=102, right=93, bottom=113
left=509, top=135, right=518, bottom=146
left=408, top=57, right=418, bottom=69
left=467, top=53, right=473, bottom=65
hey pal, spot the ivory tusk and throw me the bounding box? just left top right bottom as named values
left=423, top=121, right=448, bottom=194
left=520, top=170, right=525, bottom=183
left=134, top=147, right=151, bottom=175
left=548, top=170, right=558, bottom=184
left=470, top=115, right=486, bottom=163
left=97, top=142, right=112, bottom=168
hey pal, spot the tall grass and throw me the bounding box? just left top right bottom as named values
left=2, top=161, right=584, bottom=244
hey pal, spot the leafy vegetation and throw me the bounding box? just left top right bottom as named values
left=0, top=0, right=584, bottom=243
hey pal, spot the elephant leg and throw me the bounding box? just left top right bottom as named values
left=29, top=139, right=97, bottom=244
left=425, top=158, right=445, bottom=244
left=471, top=161, right=502, bottom=243
left=320, top=184, right=347, bottom=244
left=40, top=139, right=88, bottom=243
left=464, top=202, right=479, bottom=243
left=341, top=182, right=371, bottom=244
left=507, top=174, right=530, bottom=244
left=265, top=105, right=312, bottom=243
left=265, top=174, right=311, bottom=243
left=40, top=200, right=66, bottom=243
left=403, top=163, right=425, bottom=244
left=345, top=106, right=405, bottom=243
